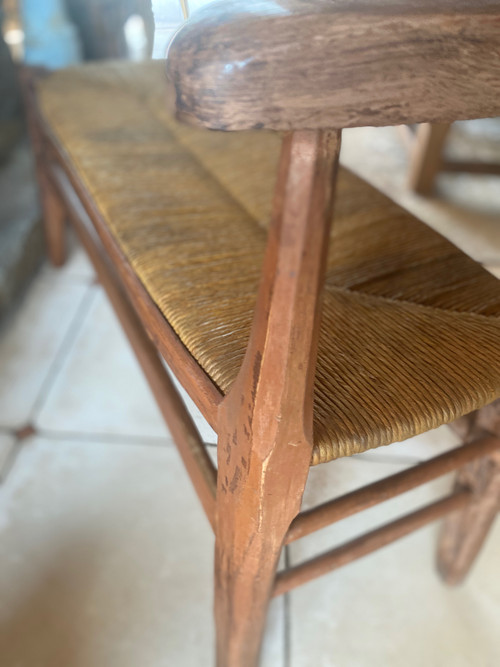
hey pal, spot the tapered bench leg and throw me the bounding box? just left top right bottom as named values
left=214, top=434, right=309, bottom=667
left=20, top=68, right=68, bottom=267
left=438, top=401, right=500, bottom=584
left=39, top=170, right=67, bottom=267
left=214, top=130, right=341, bottom=666
left=408, top=122, right=450, bottom=195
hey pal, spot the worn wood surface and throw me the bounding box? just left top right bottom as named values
left=214, top=130, right=341, bottom=667
left=24, top=56, right=500, bottom=666
left=167, top=0, right=500, bottom=131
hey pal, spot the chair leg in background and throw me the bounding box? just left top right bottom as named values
left=408, top=122, right=450, bottom=195
left=438, top=401, right=500, bottom=585
left=39, top=170, right=67, bottom=267
left=19, top=67, right=68, bottom=267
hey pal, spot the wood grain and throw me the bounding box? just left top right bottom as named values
left=275, top=491, right=472, bottom=597
left=214, top=130, right=341, bottom=666
left=167, top=0, right=500, bottom=131
left=25, top=57, right=500, bottom=665
left=286, top=435, right=500, bottom=544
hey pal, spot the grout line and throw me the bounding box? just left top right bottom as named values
left=39, top=266, right=96, bottom=287
left=28, top=284, right=99, bottom=422
left=0, top=438, right=23, bottom=483
left=34, top=428, right=174, bottom=447
left=284, top=544, right=292, bottom=667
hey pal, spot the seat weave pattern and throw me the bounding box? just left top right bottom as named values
left=38, top=61, right=500, bottom=464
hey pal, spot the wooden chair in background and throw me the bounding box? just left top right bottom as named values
left=23, top=2, right=500, bottom=665
left=402, top=122, right=500, bottom=195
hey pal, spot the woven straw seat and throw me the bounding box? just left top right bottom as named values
left=38, top=61, right=500, bottom=465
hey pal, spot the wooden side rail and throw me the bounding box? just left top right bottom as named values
left=45, top=138, right=223, bottom=427
left=286, top=435, right=500, bottom=544
left=22, top=66, right=223, bottom=431
left=49, top=162, right=218, bottom=529
left=441, top=161, right=500, bottom=176
left=274, top=490, right=472, bottom=597
left=167, top=0, right=500, bottom=131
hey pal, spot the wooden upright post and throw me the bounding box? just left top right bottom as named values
left=213, top=130, right=341, bottom=667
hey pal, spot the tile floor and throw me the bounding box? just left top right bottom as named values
left=0, top=126, right=500, bottom=667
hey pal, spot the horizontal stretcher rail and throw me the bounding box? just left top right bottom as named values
left=286, top=435, right=500, bottom=544
left=442, top=161, right=500, bottom=175
left=50, top=163, right=218, bottom=529
left=274, top=490, right=471, bottom=597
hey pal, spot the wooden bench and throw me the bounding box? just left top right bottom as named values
left=24, top=1, right=500, bottom=665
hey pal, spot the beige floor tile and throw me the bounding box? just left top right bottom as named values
left=0, top=273, right=91, bottom=429
left=289, top=452, right=500, bottom=667
left=0, top=433, right=16, bottom=479
left=0, top=435, right=284, bottom=667
left=35, top=290, right=171, bottom=440
left=63, top=241, right=95, bottom=281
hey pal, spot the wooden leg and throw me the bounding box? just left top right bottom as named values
left=214, top=439, right=309, bottom=667
left=214, top=130, right=341, bottom=666
left=437, top=447, right=500, bottom=585
left=408, top=122, right=450, bottom=195
left=19, top=67, right=67, bottom=266
left=39, top=170, right=67, bottom=267
left=438, top=400, right=500, bottom=585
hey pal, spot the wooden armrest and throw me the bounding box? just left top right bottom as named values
left=166, top=0, right=500, bottom=131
